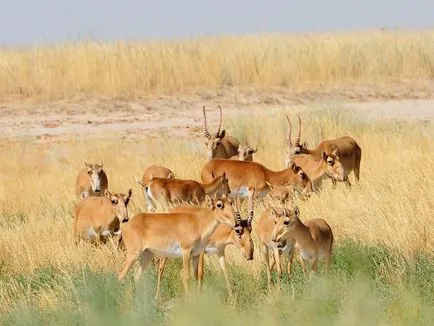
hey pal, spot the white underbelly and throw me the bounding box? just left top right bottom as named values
left=204, top=245, right=218, bottom=255
left=229, top=186, right=268, bottom=199
left=151, top=243, right=183, bottom=258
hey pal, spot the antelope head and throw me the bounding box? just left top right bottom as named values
left=84, top=161, right=104, bottom=193
left=237, top=144, right=258, bottom=161
left=203, top=105, right=227, bottom=160
left=322, top=149, right=345, bottom=181
left=104, top=188, right=132, bottom=223
left=271, top=206, right=300, bottom=247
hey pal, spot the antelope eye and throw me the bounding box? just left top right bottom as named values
left=216, top=201, right=223, bottom=208
left=87, top=170, right=92, bottom=175
left=283, top=220, right=290, bottom=225
left=327, top=160, right=333, bottom=166
left=111, top=199, right=118, bottom=205
left=235, top=227, right=242, bottom=234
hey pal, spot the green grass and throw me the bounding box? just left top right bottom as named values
left=1, top=240, right=432, bottom=326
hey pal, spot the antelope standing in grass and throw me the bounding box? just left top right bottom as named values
left=258, top=207, right=296, bottom=284
left=155, top=191, right=255, bottom=298
left=203, top=105, right=240, bottom=160
left=137, top=174, right=230, bottom=211
left=271, top=206, right=334, bottom=275
left=73, top=189, right=132, bottom=244
left=135, top=165, right=175, bottom=210
left=118, top=195, right=238, bottom=297
left=75, top=162, right=108, bottom=198
left=285, top=115, right=362, bottom=187
left=229, top=144, right=258, bottom=161
left=201, top=159, right=313, bottom=200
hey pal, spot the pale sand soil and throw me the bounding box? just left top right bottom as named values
left=0, top=85, right=433, bottom=143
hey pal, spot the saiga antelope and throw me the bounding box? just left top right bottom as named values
left=229, top=144, right=258, bottom=161
left=74, top=188, right=132, bottom=244
left=257, top=207, right=296, bottom=284
left=201, top=159, right=313, bottom=200
left=75, top=162, right=108, bottom=198
left=155, top=190, right=255, bottom=298
left=285, top=115, right=362, bottom=187
left=287, top=149, right=346, bottom=189
left=271, top=206, right=334, bottom=275
left=135, top=165, right=176, bottom=210
left=137, top=174, right=230, bottom=211
left=118, top=195, right=238, bottom=297
left=203, top=105, right=240, bottom=160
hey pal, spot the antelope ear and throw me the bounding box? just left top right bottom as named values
left=294, top=206, right=300, bottom=218
left=270, top=207, right=278, bottom=218
left=127, top=188, right=132, bottom=198
left=104, top=189, right=111, bottom=198
left=168, top=172, right=175, bottom=179
left=100, top=162, right=103, bottom=168
left=331, top=148, right=339, bottom=156
left=83, top=161, right=89, bottom=168
left=219, top=130, right=226, bottom=138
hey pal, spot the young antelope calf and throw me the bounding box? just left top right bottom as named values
left=271, top=206, right=334, bottom=275
left=257, top=207, right=296, bottom=284
left=74, top=189, right=132, bottom=244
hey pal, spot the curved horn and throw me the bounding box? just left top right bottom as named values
left=247, top=188, right=255, bottom=226
left=286, top=115, right=292, bottom=147
left=295, top=114, right=301, bottom=146
left=215, top=105, right=223, bottom=137
left=234, top=191, right=242, bottom=225
left=202, top=106, right=211, bottom=138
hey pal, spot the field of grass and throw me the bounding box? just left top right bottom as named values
left=0, top=105, right=433, bottom=325
left=1, top=29, right=434, bottom=102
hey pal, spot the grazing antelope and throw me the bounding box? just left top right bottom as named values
left=271, top=206, right=334, bottom=275
left=257, top=207, right=296, bottom=284
left=155, top=191, right=255, bottom=298
left=229, top=144, right=258, bottom=161
left=73, top=188, right=132, bottom=244
left=75, top=162, right=108, bottom=198
left=287, top=149, right=346, bottom=189
left=117, top=195, right=238, bottom=297
left=201, top=159, right=313, bottom=200
left=203, top=105, right=240, bottom=160
left=285, top=115, right=362, bottom=187
left=138, top=174, right=230, bottom=211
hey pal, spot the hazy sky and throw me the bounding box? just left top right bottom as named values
left=1, top=0, right=433, bottom=46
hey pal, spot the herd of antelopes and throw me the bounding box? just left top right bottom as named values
left=73, top=105, right=362, bottom=299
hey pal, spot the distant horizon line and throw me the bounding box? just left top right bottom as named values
left=2, top=26, right=434, bottom=49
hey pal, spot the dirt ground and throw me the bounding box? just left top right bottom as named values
left=1, top=86, right=433, bottom=142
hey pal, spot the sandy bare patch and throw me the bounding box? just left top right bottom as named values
left=1, top=88, right=433, bottom=142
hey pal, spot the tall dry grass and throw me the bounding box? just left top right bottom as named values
left=0, top=106, right=433, bottom=319
left=1, top=29, right=434, bottom=102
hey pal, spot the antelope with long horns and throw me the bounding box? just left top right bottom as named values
left=203, top=105, right=240, bottom=160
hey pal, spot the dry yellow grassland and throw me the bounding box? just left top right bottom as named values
left=0, top=30, right=434, bottom=102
